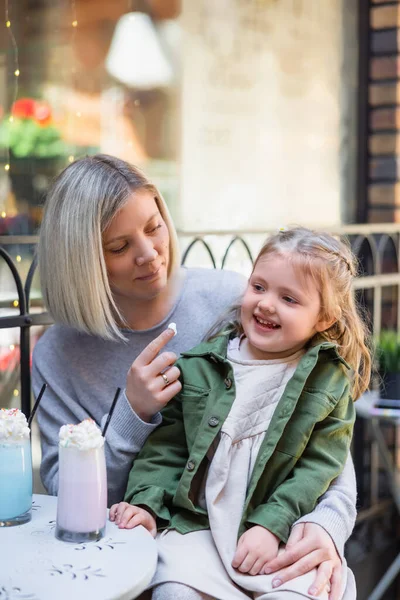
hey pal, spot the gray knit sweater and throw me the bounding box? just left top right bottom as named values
left=32, top=266, right=356, bottom=558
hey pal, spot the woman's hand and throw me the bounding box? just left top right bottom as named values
left=126, top=328, right=182, bottom=422
left=232, top=526, right=280, bottom=576
left=263, top=523, right=342, bottom=599
left=109, top=502, right=157, bottom=536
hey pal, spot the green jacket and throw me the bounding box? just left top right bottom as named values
left=125, top=333, right=355, bottom=543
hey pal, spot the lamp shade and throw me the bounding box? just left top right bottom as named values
left=106, top=12, right=173, bottom=89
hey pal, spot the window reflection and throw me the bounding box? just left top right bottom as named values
left=0, top=0, right=181, bottom=235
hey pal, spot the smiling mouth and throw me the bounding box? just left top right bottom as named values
left=254, top=315, right=281, bottom=329
left=136, top=267, right=161, bottom=281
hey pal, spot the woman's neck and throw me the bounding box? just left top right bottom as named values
left=116, top=269, right=184, bottom=331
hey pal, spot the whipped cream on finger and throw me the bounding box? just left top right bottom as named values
left=59, top=419, right=104, bottom=450
left=168, top=322, right=177, bottom=336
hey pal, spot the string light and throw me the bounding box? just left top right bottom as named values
left=9, top=344, right=15, bottom=350
left=16, top=255, right=21, bottom=262
left=5, top=0, right=20, bottom=173
left=69, top=0, right=78, bottom=146
left=9, top=116, right=13, bottom=122
left=13, top=389, right=19, bottom=397
left=13, top=300, right=19, bottom=307
left=1, top=212, right=6, bottom=218
left=68, top=155, right=74, bottom=163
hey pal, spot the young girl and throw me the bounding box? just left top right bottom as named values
left=110, top=227, right=371, bottom=600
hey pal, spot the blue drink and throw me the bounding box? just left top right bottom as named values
left=0, top=438, right=32, bottom=525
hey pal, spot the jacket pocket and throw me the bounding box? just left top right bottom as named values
left=275, top=394, right=329, bottom=458
left=182, top=383, right=210, bottom=396
left=181, top=385, right=209, bottom=449
left=181, top=384, right=210, bottom=409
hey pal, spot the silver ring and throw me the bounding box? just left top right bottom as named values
left=161, top=373, right=170, bottom=386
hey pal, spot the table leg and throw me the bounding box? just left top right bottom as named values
left=371, top=439, right=379, bottom=506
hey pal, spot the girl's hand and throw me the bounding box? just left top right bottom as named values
left=109, top=502, right=157, bottom=536
left=126, top=328, right=182, bottom=422
left=263, top=522, right=342, bottom=600
left=232, top=526, right=280, bottom=576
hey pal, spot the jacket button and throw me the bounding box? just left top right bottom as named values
left=224, top=377, right=232, bottom=389
left=186, top=460, right=195, bottom=471
left=208, top=416, right=219, bottom=427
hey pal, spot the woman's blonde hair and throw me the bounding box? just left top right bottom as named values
left=208, top=227, right=371, bottom=400
left=38, top=154, right=180, bottom=340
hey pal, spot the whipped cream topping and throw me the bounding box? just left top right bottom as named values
left=0, top=408, right=30, bottom=442
left=59, top=419, right=104, bottom=450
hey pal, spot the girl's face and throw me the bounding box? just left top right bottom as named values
left=103, top=189, right=170, bottom=303
left=240, top=253, right=329, bottom=360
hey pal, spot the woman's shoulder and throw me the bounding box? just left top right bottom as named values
left=34, top=323, right=79, bottom=347
left=33, top=324, right=101, bottom=363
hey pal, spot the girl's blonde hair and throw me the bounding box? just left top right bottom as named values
left=209, top=227, right=371, bottom=400
left=38, top=154, right=180, bottom=340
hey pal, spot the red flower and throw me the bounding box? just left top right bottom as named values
left=34, top=101, right=52, bottom=125
left=11, top=98, right=36, bottom=118
left=11, top=98, right=53, bottom=125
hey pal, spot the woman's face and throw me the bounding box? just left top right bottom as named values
left=103, top=189, right=170, bottom=303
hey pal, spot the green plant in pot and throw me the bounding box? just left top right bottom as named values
left=376, top=330, right=400, bottom=400
left=0, top=97, right=66, bottom=158
left=0, top=97, right=69, bottom=231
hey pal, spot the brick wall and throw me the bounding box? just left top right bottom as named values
left=369, top=1, right=400, bottom=221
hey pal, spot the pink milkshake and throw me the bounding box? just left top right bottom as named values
left=55, top=419, right=107, bottom=543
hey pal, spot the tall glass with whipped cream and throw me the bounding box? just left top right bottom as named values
left=55, top=419, right=107, bottom=542
left=0, top=408, right=32, bottom=526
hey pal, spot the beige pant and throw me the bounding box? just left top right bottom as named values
left=151, top=574, right=357, bottom=600
left=149, top=529, right=356, bottom=600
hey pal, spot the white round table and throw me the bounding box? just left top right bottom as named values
left=0, top=494, right=157, bottom=600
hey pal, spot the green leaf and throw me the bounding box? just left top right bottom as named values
left=376, top=330, right=400, bottom=373
left=0, top=115, right=66, bottom=158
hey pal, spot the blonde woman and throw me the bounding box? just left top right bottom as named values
left=34, top=156, right=357, bottom=599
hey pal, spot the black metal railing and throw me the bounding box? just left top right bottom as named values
left=0, top=246, right=52, bottom=415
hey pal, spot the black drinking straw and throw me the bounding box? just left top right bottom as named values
left=28, top=382, right=47, bottom=428
left=102, top=387, right=122, bottom=438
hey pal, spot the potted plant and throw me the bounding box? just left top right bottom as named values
left=376, top=329, right=400, bottom=401
left=0, top=98, right=66, bottom=159
left=0, top=98, right=68, bottom=228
